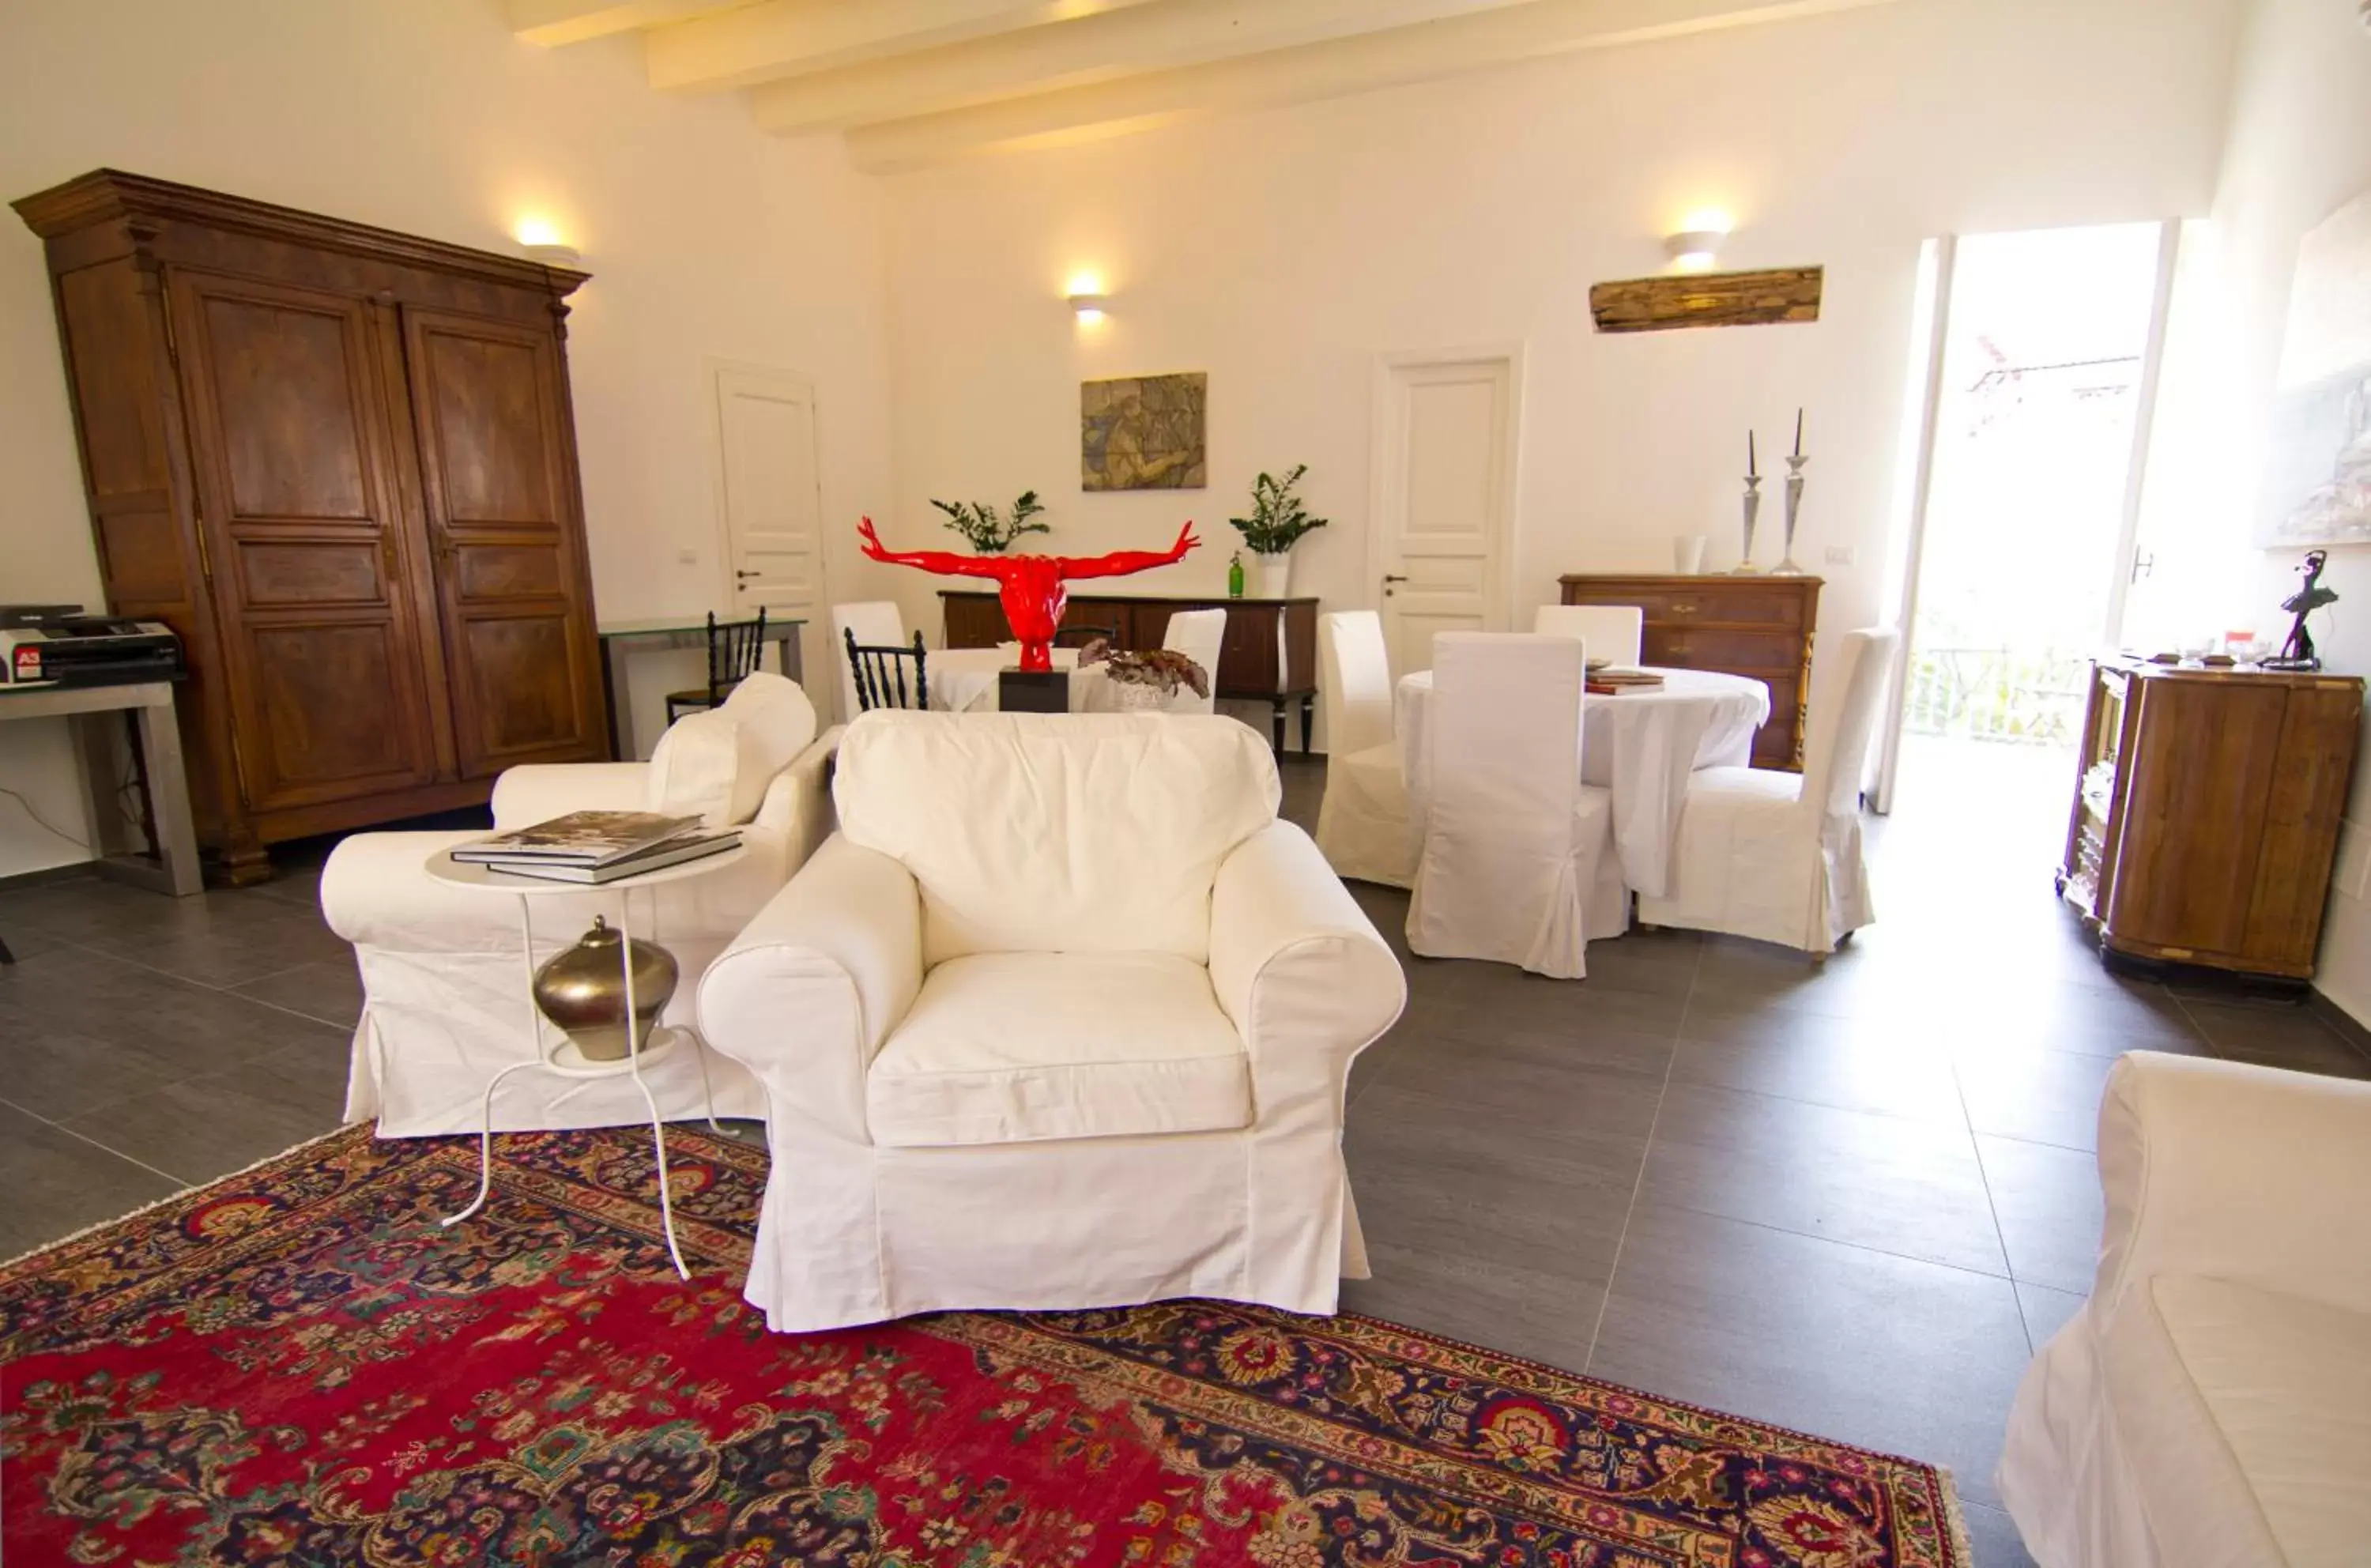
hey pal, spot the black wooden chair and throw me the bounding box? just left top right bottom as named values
left=845, top=628, right=931, bottom=712
left=665, top=610, right=769, bottom=726
left=1054, top=624, right=1120, bottom=649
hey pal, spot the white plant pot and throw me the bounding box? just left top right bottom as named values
left=1253, top=552, right=1293, bottom=599
left=1110, top=679, right=1167, bottom=712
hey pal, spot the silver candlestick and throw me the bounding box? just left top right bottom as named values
left=1774, top=454, right=1807, bottom=575
left=1732, top=474, right=1763, bottom=575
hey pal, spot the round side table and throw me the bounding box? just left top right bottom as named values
left=425, top=842, right=748, bottom=1279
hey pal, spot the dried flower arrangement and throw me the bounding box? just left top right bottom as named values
left=1076, top=639, right=1211, bottom=699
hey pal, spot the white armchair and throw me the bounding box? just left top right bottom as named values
left=699, top=711, right=1408, bottom=1332
left=324, top=673, right=840, bottom=1137
left=2000, top=1052, right=2371, bottom=1567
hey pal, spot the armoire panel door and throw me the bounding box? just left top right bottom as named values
left=401, top=307, right=605, bottom=776
left=167, top=270, right=445, bottom=813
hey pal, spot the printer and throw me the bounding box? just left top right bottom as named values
left=1, top=606, right=185, bottom=688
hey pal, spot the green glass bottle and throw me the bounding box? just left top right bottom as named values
left=1227, top=551, right=1246, bottom=599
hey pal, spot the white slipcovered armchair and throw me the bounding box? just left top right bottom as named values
left=324, top=673, right=840, bottom=1136
left=2000, top=1052, right=2371, bottom=1566
left=699, top=711, right=1408, bottom=1332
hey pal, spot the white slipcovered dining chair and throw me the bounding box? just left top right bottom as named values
left=1159, top=607, right=1227, bottom=715
left=1314, top=610, right=1417, bottom=888
left=1635, top=626, right=1896, bottom=955
left=322, top=673, right=841, bottom=1136
left=1406, top=633, right=1627, bottom=978
left=2000, top=1052, right=2371, bottom=1568
left=1534, top=604, right=1645, bottom=668
left=831, top=600, right=907, bottom=723
left=698, top=712, right=1407, bottom=1332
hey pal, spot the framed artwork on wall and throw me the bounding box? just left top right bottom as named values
left=1082, top=371, right=1207, bottom=490
left=2260, top=190, right=2371, bottom=547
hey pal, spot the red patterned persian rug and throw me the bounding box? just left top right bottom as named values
left=2, top=1125, right=1969, bottom=1566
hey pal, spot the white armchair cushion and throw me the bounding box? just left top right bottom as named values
left=866, top=951, right=1250, bottom=1148
left=2141, top=1274, right=2371, bottom=1566
left=645, top=707, right=767, bottom=825
left=834, top=712, right=1280, bottom=967
left=720, top=669, right=819, bottom=778
left=492, top=761, right=649, bottom=830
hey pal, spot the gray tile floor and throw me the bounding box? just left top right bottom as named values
left=3, top=737, right=2364, bottom=1566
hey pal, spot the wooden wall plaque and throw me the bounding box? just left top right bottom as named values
left=1589, top=266, right=1823, bottom=333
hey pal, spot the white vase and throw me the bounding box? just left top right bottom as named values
left=1110, top=679, right=1167, bottom=712
left=1253, top=552, right=1293, bottom=598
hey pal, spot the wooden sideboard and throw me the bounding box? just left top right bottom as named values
left=1558, top=574, right=1821, bottom=770
left=2059, top=658, right=2363, bottom=981
left=940, top=590, right=1317, bottom=752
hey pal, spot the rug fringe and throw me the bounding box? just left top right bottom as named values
left=1936, top=1464, right=1978, bottom=1567
left=0, top=1120, right=370, bottom=1273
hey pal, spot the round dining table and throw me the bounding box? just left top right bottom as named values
left=1394, top=665, right=1771, bottom=898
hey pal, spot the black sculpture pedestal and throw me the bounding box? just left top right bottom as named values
left=998, top=669, right=1069, bottom=714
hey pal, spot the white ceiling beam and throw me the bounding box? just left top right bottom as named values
left=842, top=0, right=1899, bottom=171
left=749, top=0, right=1559, bottom=136
left=508, top=0, right=754, bottom=48
left=645, top=0, right=1166, bottom=94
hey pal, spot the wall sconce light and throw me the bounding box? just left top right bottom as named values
left=1065, top=270, right=1109, bottom=323
left=515, top=216, right=582, bottom=266
left=1664, top=228, right=1727, bottom=272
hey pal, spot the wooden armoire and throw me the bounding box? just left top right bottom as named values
left=13, top=171, right=609, bottom=883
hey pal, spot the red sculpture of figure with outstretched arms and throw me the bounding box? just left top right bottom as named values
left=856, top=517, right=1201, bottom=673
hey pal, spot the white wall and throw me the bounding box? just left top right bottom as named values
left=876, top=0, right=2242, bottom=737
left=0, top=0, right=894, bottom=875
left=2159, top=0, right=2371, bottom=1021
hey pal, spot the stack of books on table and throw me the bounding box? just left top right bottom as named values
left=450, top=811, right=740, bottom=884
left=1587, top=669, right=1666, bottom=695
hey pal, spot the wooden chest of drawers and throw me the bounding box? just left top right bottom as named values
left=2060, top=658, right=2363, bottom=980
left=1558, top=574, right=1822, bottom=770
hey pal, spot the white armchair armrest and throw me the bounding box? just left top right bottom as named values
left=752, top=726, right=843, bottom=861
left=492, top=762, right=650, bottom=829
left=2094, top=1052, right=2371, bottom=1314
left=1210, top=820, right=1408, bottom=1101
left=697, top=832, right=922, bottom=1140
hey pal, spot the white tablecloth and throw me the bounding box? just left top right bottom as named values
left=927, top=646, right=1159, bottom=714
left=1395, top=665, right=1770, bottom=898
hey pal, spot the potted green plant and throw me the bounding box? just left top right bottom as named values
left=929, top=490, right=1049, bottom=553
left=1227, top=465, right=1326, bottom=597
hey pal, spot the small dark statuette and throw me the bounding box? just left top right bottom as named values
left=2266, top=549, right=2339, bottom=672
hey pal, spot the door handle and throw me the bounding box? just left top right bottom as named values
left=734, top=568, right=758, bottom=582
left=1382, top=572, right=1408, bottom=599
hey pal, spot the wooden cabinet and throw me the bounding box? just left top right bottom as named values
left=2060, top=658, right=2364, bottom=980
left=940, top=590, right=1318, bottom=751
left=14, top=171, right=605, bottom=882
left=1559, top=573, right=1821, bottom=769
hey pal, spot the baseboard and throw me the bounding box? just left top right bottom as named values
left=0, top=861, right=101, bottom=894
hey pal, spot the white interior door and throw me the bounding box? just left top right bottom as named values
left=712, top=363, right=826, bottom=708
left=1370, top=349, right=1521, bottom=677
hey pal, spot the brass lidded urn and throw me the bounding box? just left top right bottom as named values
left=530, top=916, right=678, bottom=1062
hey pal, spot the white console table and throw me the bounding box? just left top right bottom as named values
left=0, top=680, right=202, bottom=899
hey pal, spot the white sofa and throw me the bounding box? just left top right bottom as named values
left=699, top=710, right=1408, bottom=1332
left=1999, top=1051, right=2371, bottom=1567
left=323, top=673, right=840, bottom=1136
